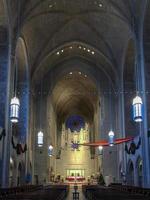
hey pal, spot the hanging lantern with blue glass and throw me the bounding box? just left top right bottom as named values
left=10, top=96, right=20, bottom=123
left=48, top=145, right=53, bottom=156
left=132, top=95, right=143, bottom=122
left=108, top=130, right=115, bottom=146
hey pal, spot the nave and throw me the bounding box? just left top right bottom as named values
left=0, top=0, right=150, bottom=197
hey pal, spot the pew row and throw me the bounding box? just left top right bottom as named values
left=0, top=184, right=69, bottom=200
left=109, top=183, right=150, bottom=197
left=82, top=184, right=149, bottom=200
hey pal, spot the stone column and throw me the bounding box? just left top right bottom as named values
left=0, top=27, right=8, bottom=186
left=2, top=45, right=13, bottom=187
left=119, top=79, right=127, bottom=182
left=56, top=125, right=62, bottom=159
left=135, top=21, right=150, bottom=187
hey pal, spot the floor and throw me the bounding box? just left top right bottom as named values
left=66, top=185, right=86, bottom=200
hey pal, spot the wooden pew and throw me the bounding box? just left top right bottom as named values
left=0, top=184, right=69, bottom=200
left=109, top=183, right=150, bottom=197
left=82, top=184, right=149, bottom=200
left=0, top=185, right=43, bottom=200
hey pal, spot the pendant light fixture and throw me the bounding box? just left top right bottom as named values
left=98, top=146, right=103, bottom=155
left=10, top=96, right=20, bottom=123
left=37, top=79, right=44, bottom=147
left=132, top=95, right=143, bottom=122
left=108, top=80, right=115, bottom=146
left=48, top=145, right=53, bottom=156
left=37, top=131, right=44, bottom=147
left=10, top=0, right=21, bottom=123
left=108, top=130, right=115, bottom=146
left=10, top=62, right=20, bottom=123
left=132, top=61, right=143, bottom=123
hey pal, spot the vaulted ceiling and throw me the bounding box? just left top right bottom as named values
left=0, top=1, right=148, bottom=123
left=5, top=0, right=146, bottom=81
left=51, top=71, right=98, bottom=122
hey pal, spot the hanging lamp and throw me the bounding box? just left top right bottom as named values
left=10, top=0, right=21, bottom=123
left=37, top=78, right=44, bottom=147
left=37, top=131, right=44, bottom=147
left=98, top=146, right=103, bottom=155
left=108, top=130, right=115, bottom=146
left=132, top=95, right=143, bottom=122
left=108, top=80, right=115, bottom=146
left=48, top=145, right=53, bottom=156
left=10, top=96, right=20, bottom=123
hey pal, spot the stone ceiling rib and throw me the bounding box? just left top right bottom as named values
left=32, top=48, right=118, bottom=87
left=30, top=20, right=116, bottom=73
left=5, top=0, right=146, bottom=88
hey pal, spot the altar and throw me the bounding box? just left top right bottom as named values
left=56, top=123, right=98, bottom=181
left=66, top=176, right=85, bottom=182
left=65, top=169, right=85, bottom=182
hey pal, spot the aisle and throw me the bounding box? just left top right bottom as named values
left=66, top=185, right=86, bottom=200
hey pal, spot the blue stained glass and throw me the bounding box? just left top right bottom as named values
left=66, top=115, right=85, bottom=132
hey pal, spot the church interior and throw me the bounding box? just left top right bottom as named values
left=0, top=0, right=150, bottom=199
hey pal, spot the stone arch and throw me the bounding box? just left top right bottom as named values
left=123, top=39, right=137, bottom=137
left=127, top=159, right=134, bottom=185
left=25, top=161, right=32, bottom=184
left=17, top=161, right=25, bottom=186
left=32, top=54, right=111, bottom=183
left=32, top=41, right=118, bottom=88
left=9, top=157, right=15, bottom=187
left=119, top=162, right=124, bottom=182
left=14, top=37, right=29, bottom=143
left=11, top=37, right=30, bottom=187
left=136, top=156, right=143, bottom=187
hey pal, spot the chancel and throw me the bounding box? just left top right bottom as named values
left=0, top=1, right=150, bottom=200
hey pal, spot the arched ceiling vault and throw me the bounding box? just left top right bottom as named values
left=42, top=58, right=112, bottom=125
left=50, top=71, right=98, bottom=123
left=6, top=0, right=146, bottom=81
left=123, top=39, right=135, bottom=84
left=2, top=0, right=147, bottom=128
left=3, top=0, right=146, bottom=100
left=32, top=42, right=118, bottom=87
left=21, top=10, right=130, bottom=73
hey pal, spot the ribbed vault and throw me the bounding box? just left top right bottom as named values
left=32, top=41, right=117, bottom=87
left=6, top=0, right=146, bottom=84
left=50, top=71, right=98, bottom=123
